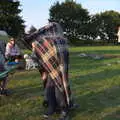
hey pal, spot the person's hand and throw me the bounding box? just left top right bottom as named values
left=41, top=72, right=47, bottom=81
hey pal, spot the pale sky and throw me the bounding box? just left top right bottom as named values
left=19, top=0, right=120, bottom=31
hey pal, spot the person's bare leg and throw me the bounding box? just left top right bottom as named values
left=0, top=77, right=10, bottom=95
left=0, top=77, right=9, bottom=89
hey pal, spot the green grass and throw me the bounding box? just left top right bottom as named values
left=0, top=36, right=9, bottom=42
left=1, top=46, right=120, bottom=120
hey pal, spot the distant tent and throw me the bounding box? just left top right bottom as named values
left=117, top=27, right=120, bottom=43
left=0, top=30, right=8, bottom=36
left=0, top=30, right=9, bottom=42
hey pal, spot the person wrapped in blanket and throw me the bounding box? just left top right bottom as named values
left=25, top=22, right=74, bottom=120
left=0, top=40, right=10, bottom=96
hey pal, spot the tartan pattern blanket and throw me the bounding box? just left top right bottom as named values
left=32, top=37, right=70, bottom=105
left=54, top=37, right=69, bottom=77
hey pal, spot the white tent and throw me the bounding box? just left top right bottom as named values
left=117, top=27, right=120, bottom=43
left=0, top=30, right=9, bottom=42
left=0, top=30, right=8, bottom=36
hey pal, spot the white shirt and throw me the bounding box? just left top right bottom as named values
left=5, top=43, right=20, bottom=57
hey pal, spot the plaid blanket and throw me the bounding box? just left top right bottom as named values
left=54, top=37, right=69, bottom=79
left=32, top=37, right=70, bottom=105
left=24, top=22, right=70, bottom=105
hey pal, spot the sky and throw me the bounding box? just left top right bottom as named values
left=20, top=0, right=120, bottom=31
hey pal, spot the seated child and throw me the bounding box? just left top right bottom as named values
left=5, top=38, right=23, bottom=62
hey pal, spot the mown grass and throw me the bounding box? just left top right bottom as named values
left=0, top=46, right=120, bottom=120
left=0, top=36, right=9, bottom=42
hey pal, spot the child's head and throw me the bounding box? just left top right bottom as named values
left=9, top=38, right=16, bottom=46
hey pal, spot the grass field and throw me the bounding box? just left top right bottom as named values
left=0, top=36, right=9, bottom=42
left=0, top=46, right=120, bottom=120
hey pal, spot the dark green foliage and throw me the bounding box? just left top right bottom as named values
left=88, top=11, right=120, bottom=43
left=98, top=11, right=120, bottom=43
left=49, top=1, right=90, bottom=43
left=0, top=0, right=25, bottom=37
left=49, top=1, right=120, bottom=45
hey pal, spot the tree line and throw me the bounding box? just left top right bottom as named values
left=0, top=0, right=120, bottom=45
left=0, top=0, right=24, bottom=38
left=49, top=1, right=120, bottom=45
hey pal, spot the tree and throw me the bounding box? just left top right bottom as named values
left=0, top=0, right=25, bottom=37
left=91, top=11, right=120, bottom=43
left=49, top=1, right=90, bottom=43
left=84, top=14, right=102, bottom=41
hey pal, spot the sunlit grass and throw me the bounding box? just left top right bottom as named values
left=0, top=46, right=120, bottom=120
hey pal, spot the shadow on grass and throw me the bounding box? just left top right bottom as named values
left=10, top=70, right=40, bottom=81
left=103, top=110, right=120, bottom=120
left=0, top=76, right=120, bottom=120
left=71, top=68, right=120, bottom=86
left=70, top=53, right=119, bottom=74
left=70, top=49, right=120, bottom=55
left=1, top=52, right=120, bottom=119
left=1, top=85, right=120, bottom=120
left=0, top=83, right=46, bottom=120
left=70, top=86, right=120, bottom=120
left=0, top=84, right=44, bottom=106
